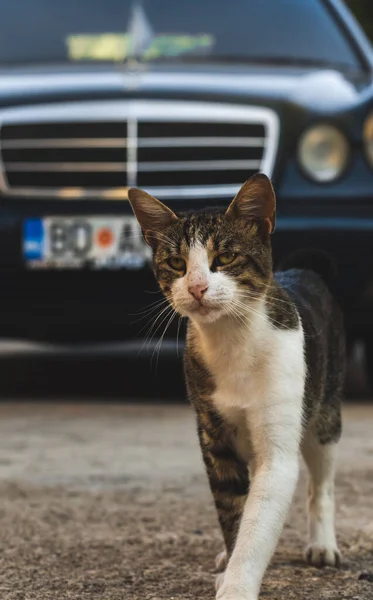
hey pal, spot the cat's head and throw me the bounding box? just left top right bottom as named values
left=128, top=173, right=276, bottom=325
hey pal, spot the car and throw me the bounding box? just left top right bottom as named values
left=0, top=0, right=373, bottom=370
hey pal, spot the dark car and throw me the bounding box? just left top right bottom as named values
left=0, top=0, right=373, bottom=368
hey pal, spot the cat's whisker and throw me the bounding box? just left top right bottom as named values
left=130, top=297, right=169, bottom=318
left=132, top=311, right=164, bottom=327
left=152, top=309, right=178, bottom=370
left=176, top=315, right=183, bottom=358
left=262, top=296, right=296, bottom=311
left=136, top=310, right=166, bottom=339
left=138, top=304, right=174, bottom=352
left=232, top=298, right=287, bottom=328
left=237, top=296, right=322, bottom=336
left=131, top=304, right=170, bottom=326
left=231, top=298, right=295, bottom=332
left=238, top=290, right=294, bottom=308
left=225, top=303, right=249, bottom=328
left=235, top=295, right=322, bottom=338
left=224, top=304, right=252, bottom=338
left=145, top=304, right=177, bottom=351
left=238, top=287, right=311, bottom=316
left=264, top=298, right=294, bottom=309
left=132, top=296, right=169, bottom=311
left=154, top=309, right=177, bottom=355
left=143, top=305, right=173, bottom=345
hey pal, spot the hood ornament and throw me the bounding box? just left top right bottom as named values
left=126, top=2, right=154, bottom=69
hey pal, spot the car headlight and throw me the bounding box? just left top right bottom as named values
left=298, top=124, right=349, bottom=183
left=363, top=112, right=373, bottom=168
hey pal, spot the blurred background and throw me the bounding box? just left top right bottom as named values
left=0, top=0, right=372, bottom=399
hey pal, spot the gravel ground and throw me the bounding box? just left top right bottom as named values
left=0, top=402, right=371, bottom=600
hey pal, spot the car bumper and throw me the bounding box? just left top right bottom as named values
left=0, top=208, right=373, bottom=343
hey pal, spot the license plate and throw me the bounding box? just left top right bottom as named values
left=23, top=216, right=152, bottom=270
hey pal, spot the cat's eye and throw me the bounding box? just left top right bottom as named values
left=167, top=256, right=186, bottom=272
left=216, top=252, right=237, bottom=267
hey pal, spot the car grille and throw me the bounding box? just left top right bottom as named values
left=0, top=101, right=279, bottom=200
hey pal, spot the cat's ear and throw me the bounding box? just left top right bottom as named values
left=225, top=173, right=276, bottom=234
left=127, top=188, right=178, bottom=245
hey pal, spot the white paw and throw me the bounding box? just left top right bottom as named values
left=215, top=549, right=228, bottom=572
left=305, top=543, right=341, bottom=568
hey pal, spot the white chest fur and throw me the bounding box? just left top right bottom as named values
left=194, top=305, right=306, bottom=462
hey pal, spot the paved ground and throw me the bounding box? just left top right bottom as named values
left=0, top=402, right=372, bottom=600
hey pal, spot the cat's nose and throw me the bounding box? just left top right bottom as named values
left=188, top=284, right=208, bottom=302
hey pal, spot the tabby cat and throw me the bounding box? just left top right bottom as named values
left=128, top=173, right=345, bottom=600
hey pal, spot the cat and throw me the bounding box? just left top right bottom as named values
left=128, top=173, right=345, bottom=600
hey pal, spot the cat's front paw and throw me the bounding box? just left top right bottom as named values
left=305, top=543, right=341, bottom=568
left=215, top=549, right=228, bottom=572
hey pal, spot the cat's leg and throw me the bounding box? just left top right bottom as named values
left=301, top=432, right=341, bottom=567
left=217, top=403, right=302, bottom=600
left=196, top=413, right=249, bottom=567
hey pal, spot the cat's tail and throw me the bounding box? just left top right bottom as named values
left=276, top=248, right=338, bottom=288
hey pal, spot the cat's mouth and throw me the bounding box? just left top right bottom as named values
left=172, top=292, right=231, bottom=322
left=187, top=301, right=225, bottom=320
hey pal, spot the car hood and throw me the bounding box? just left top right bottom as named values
left=0, top=64, right=371, bottom=111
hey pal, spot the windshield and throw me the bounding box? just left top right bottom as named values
left=0, top=0, right=362, bottom=70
